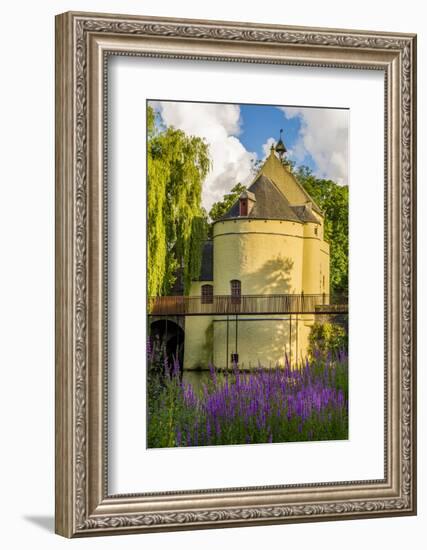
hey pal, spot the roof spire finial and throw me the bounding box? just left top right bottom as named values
left=275, top=129, right=287, bottom=161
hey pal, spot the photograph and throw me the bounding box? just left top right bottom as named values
left=146, top=100, right=349, bottom=448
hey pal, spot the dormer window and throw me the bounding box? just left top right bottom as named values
left=238, top=190, right=256, bottom=217
left=239, top=199, right=248, bottom=216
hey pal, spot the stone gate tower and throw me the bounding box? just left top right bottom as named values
left=183, top=139, right=330, bottom=369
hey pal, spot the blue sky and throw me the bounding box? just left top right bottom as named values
left=238, top=104, right=316, bottom=173
left=150, top=100, right=348, bottom=210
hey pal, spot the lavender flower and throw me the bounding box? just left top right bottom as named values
left=148, top=352, right=348, bottom=449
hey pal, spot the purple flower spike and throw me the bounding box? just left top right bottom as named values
left=172, top=355, right=180, bottom=378
left=149, top=350, right=348, bottom=449
left=163, top=353, right=170, bottom=379
left=208, top=363, right=217, bottom=384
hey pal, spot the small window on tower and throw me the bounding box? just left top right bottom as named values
left=314, top=226, right=318, bottom=236
left=230, top=280, right=241, bottom=305
left=201, top=284, right=213, bottom=304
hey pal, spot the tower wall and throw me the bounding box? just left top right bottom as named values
left=301, top=222, right=330, bottom=295
left=211, top=218, right=308, bottom=368
left=213, top=219, right=304, bottom=295
left=301, top=222, right=321, bottom=294
left=183, top=281, right=213, bottom=370
left=183, top=213, right=330, bottom=370
left=212, top=313, right=315, bottom=369
left=320, top=241, right=331, bottom=295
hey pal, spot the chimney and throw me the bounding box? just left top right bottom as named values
left=239, top=190, right=256, bottom=217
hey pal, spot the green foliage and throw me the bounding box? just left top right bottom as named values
left=147, top=104, right=156, bottom=138
left=294, top=166, right=349, bottom=297
left=147, top=336, right=167, bottom=415
left=147, top=369, right=184, bottom=448
left=308, top=322, right=348, bottom=359
left=250, top=158, right=263, bottom=175
left=147, top=106, right=211, bottom=296
left=184, top=215, right=209, bottom=293
left=209, top=183, right=247, bottom=221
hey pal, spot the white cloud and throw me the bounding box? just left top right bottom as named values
left=150, top=101, right=256, bottom=210
left=261, top=137, right=276, bottom=159
left=280, top=107, right=349, bottom=185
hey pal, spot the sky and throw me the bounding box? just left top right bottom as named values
left=148, top=100, right=349, bottom=211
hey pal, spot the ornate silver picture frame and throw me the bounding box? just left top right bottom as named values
left=55, top=11, right=417, bottom=537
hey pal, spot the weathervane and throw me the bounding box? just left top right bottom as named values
left=275, top=128, right=287, bottom=161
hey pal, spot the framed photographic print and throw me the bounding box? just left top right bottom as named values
left=55, top=11, right=417, bottom=537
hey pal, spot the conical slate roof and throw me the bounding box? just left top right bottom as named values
left=259, top=149, right=323, bottom=215
left=221, top=174, right=318, bottom=224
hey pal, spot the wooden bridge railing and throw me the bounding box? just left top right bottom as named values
left=148, top=293, right=348, bottom=316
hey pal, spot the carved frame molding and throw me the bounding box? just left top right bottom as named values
left=55, top=11, right=416, bottom=537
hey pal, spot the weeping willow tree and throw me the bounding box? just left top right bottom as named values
left=147, top=106, right=211, bottom=296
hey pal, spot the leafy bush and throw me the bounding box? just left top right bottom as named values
left=309, top=322, right=347, bottom=360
